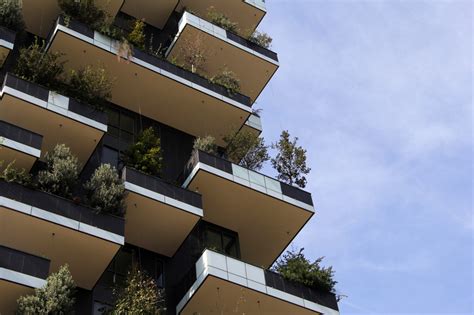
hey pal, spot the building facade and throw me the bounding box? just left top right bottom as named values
left=0, top=1, right=339, bottom=314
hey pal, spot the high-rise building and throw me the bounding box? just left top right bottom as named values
left=0, top=1, right=339, bottom=314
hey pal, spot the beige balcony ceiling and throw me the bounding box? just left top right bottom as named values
left=121, top=0, right=177, bottom=29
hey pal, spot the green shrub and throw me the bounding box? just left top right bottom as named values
left=0, top=0, right=25, bottom=32
left=0, top=160, right=32, bottom=186
left=112, top=266, right=166, bottom=314
left=207, top=7, right=238, bottom=33
left=58, top=0, right=108, bottom=31
left=223, top=129, right=269, bottom=171
left=122, top=127, right=163, bottom=177
left=274, top=248, right=337, bottom=293
left=84, top=164, right=126, bottom=216
left=65, top=64, right=113, bottom=108
left=17, top=264, right=76, bottom=314
left=37, top=144, right=80, bottom=198
left=249, top=31, right=273, bottom=49
left=211, top=68, right=240, bottom=95
left=128, top=19, right=146, bottom=50
left=178, top=34, right=207, bottom=74
left=193, top=135, right=217, bottom=155
left=14, top=38, right=65, bottom=89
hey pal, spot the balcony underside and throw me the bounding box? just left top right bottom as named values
left=167, top=20, right=278, bottom=102
left=0, top=144, right=38, bottom=171
left=124, top=189, right=201, bottom=257
left=121, top=0, right=177, bottom=29
left=0, top=280, right=36, bottom=314
left=0, top=93, right=104, bottom=167
left=0, top=205, right=120, bottom=290
left=21, top=0, right=123, bottom=38
left=48, top=28, right=251, bottom=146
left=185, top=170, right=313, bottom=268
left=0, top=46, right=10, bottom=67
left=180, top=275, right=322, bottom=315
left=175, top=0, right=266, bottom=37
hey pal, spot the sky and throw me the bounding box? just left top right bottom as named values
left=256, top=0, right=472, bottom=314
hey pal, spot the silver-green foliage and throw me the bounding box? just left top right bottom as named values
left=37, top=144, right=80, bottom=198
left=17, top=265, right=76, bottom=314
left=193, top=135, right=217, bottom=155
left=84, top=164, right=126, bottom=216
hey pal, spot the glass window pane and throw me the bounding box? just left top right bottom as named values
left=102, top=147, right=119, bottom=168
left=120, top=131, right=134, bottom=145
left=106, top=109, right=120, bottom=127
left=205, top=229, right=222, bottom=252
left=108, top=126, right=120, bottom=138
left=115, top=250, right=133, bottom=276
left=223, top=234, right=238, bottom=258
left=120, top=114, right=135, bottom=133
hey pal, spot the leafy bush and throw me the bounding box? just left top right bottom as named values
left=128, top=19, right=146, bottom=50
left=112, top=266, right=166, bottom=314
left=0, top=0, right=25, bottom=32
left=274, top=248, right=337, bottom=293
left=14, top=38, right=65, bottom=89
left=193, top=135, right=217, bottom=155
left=211, top=68, right=241, bottom=95
left=0, top=160, right=32, bottom=186
left=178, top=34, right=207, bottom=74
left=207, top=7, right=238, bottom=33
left=65, top=64, right=114, bottom=108
left=271, top=130, right=311, bottom=188
left=37, top=144, right=80, bottom=198
left=17, top=265, right=76, bottom=314
left=249, top=31, right=273, bottom=49
left=58, top=0, right=108, bottom=31
left=224, top=129, right=269, bottom=171
left=84, top=164, right=126, bottom=216
left=122, top=127, right=163, bottom=177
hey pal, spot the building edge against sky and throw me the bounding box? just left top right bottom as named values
left=0, top=1, right=339, bottom=314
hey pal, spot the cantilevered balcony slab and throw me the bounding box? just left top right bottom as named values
left=0, top=120, right=42, bottom=171
left=122, top=167, right=203, bottom=257
left=21, top=0, right=123, bottom=38
left=242, top=113, right=263, bottom=137
left=0, top=74, right=107, bottom=168
left=181, top=150, right=314, bottom=268
left=0, top=181, right=124, bottom=290
left=167, top=12, right=279, bottom=102
left=47, top=18, right=252, bottom=146
left=0, top=245, right=50, bottom=314
left=177, top=250, right=339, bottom=315
left=175, top=0, right=266, bottom=37
left=0, top=27, right=15, bottom=68
left=121, top=0, right=178, bottom=30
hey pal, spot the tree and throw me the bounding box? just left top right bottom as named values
left=193, top=135, right=217, bottom=155
left=223, top=129, right=269, bottom=171
left=37, top=144, right=80, bottom=198
left=273, top=248, right=337, bottom=293
left=127, top=19, right=146, bottom=50
left=17, top=265, right=76, bottom=314
left=14, top=38, right=65, bottom=89
left=58, top=0, right=108, bottom=31
left=84, top=164, right=126, bottom=216
left=0, top=0, right=25, bottom=32
left=271, top=130, right=311, bottom=188
left=112, top=266, right=165, bottom=314
left=122, top=127, right=163, bottom=177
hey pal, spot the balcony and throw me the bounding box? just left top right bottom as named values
left=177, top=250, right=339, bottom=315
left=166, top=11, right=279, bottom=102
left=120, top=0, right=178, bottom=29
left=21, top=0, right=123, bottom=38
left=122, top=167, right=203, bottom=257
left=181, top=150, right=314, bottom=268
left=0, top=120, right=42, bottom=171
left=0, top=180, right=124, bottom=290
left=0, top=74, right=107, bottom=168
left=0, top=245, right=50, bottom=314
left=175, top=0, right=267, bottom=37
left=0, top=27, right=15, bottom=68
left=242, top=113, right=263, bottom=136
left=47, top=17, right=252, bottom=146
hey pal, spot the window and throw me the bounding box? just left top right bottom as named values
left=202, top=224, right=240, bottom=259
left=106, top=107, right=136, bottom=147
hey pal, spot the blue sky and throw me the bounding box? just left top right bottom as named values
left=257, top=1, right=472, bottom=313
